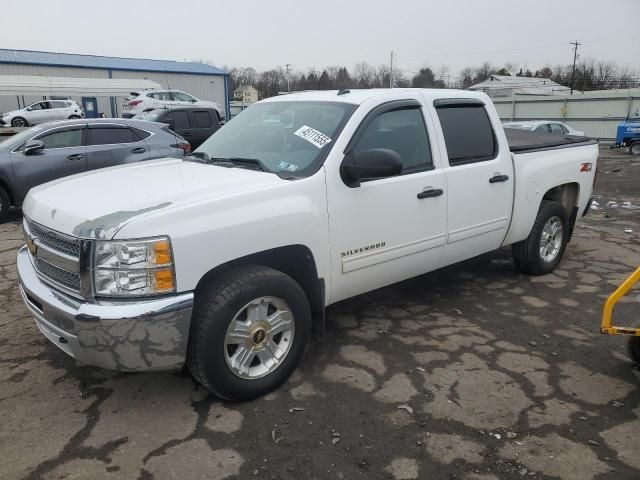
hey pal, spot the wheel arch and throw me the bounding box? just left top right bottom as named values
left=194, top=245, right=326, bottom=332
left=0, top=175, right=16, bottom=206
left=541, top=182, right=580, bottom=239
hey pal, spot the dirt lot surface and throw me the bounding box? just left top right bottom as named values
left=1, top=147, right=639, bottom=480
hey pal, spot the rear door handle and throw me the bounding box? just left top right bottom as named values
left=417, top=188, right=444, bottom=199
left=66, top=154, right=85, bottom=161
left=489, top=174, right=509, bottom=183
left=131, top=147, right=147, bottom=154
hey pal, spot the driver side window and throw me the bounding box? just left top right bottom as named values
left=36, top=128, right=83, bottom=149
left=353, top=107, right=433, bottom=172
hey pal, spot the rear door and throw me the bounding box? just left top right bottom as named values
left=433, top=99, right=514, bottom=264
left=189, top=109, right=219, bottom=148
left=11, top=125, right=87, bottom=200
left=85, top=124, right=150, bottom=170
left=163, top=109, right=193, bottom=144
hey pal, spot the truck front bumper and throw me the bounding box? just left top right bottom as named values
left=16, top=246, right=194, bottom=372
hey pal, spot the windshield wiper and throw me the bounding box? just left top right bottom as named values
left=210, top=157, right=270, bottom=173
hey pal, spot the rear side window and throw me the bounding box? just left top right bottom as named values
left=131, top=127, right=151, bottom=140
left=36, top=128, right=83, bottom=149
left=193, top=110, right=212, bottom=128
left=353, top=107, right=432, bottom=172
left=550, top=123, right=565, bottom=134
left=87, top=127, right=138, bottom=145
left=149, top=91, right=172, bottom=101
left=165, top=111, right=191, bottom=130
left=436, top=105, right=497, bottom=165
left=534, top=124, right=550, bottom=133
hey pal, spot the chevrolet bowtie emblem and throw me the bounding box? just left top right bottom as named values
left=26, top=237, right=37, bottom=256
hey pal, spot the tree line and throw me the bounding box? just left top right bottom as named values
left=223, top=59, right=639, bottom=100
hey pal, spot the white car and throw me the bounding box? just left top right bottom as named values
left=17, top=89, right=599, bottom=401
left=0, top=100, right=84, bottom=128
left=503, top=120, right=584, bottom=136
left=122, top=89, right=225, bottom=121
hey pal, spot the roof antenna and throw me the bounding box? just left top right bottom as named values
left=337, top=89, right=350, bottom=96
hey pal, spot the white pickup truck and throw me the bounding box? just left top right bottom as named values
left=17, top=89, right=598, bottom=400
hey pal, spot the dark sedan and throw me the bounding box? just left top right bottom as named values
left=0, top=118, right=189, bottom=221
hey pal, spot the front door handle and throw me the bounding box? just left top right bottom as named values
left=66, top=154, right=85, bottom=161
left=489, top=174, right=509, bottom=183
left=131, top=147, right=147, bottom=154
left=417, top=188, right=444, bottom=199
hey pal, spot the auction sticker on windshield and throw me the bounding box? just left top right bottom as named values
left=294, top=125, right=332, bottom=148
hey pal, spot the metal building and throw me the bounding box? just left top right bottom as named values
left=0, top=49, right=229, bottom=119
left=492, top=89, right=640, bottom=140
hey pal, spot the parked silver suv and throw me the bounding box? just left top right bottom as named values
left=122, top=89, right=224, bottom=121
left=0, top=100, right=84, bottom=128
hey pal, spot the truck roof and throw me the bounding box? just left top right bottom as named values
left=261, top=88, right=488, bottom=105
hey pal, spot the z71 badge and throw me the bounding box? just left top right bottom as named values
left=341, top=242, right=386, bottom=258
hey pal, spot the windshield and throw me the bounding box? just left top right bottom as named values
left=503, top=123, right=533, bottom=131
left=194, top=101, right=356, bottom=177
left=133, top=110, right=164, bottom=122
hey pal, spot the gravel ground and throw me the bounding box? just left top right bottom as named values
left=1, top=147, right=639, bottom=480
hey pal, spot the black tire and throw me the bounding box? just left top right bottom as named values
left=0, top=186, right=10, bottom=223
left=630, top=142, right=640, bottom=157
left=11, top=117, right=27, bottom=128
left=187, top=265, right=311, bottom=401
left=512, top=200, right=569, bottom=275
left=68, top=115, right=80, bottom=120
left=628, top=337, right=640, bottom=367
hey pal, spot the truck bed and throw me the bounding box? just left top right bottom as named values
left=505, top=128, right=597, bottom=153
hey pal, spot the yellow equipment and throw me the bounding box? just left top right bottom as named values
left=601, top=267, right=640, bottom=365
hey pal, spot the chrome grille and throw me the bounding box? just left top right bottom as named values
left=26, top=219, right=80, bottom=258
left=35, top=258, right=81, bottom=291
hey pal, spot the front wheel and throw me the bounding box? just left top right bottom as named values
left=187, top=265, right=311, bottom=401
left=68, top=115, right=81, bottom=120
left=630, top=142, right=640, bottom=157
left=512, top=200, right=569, bottom=275
left=11, top=117, right=27, bottom=128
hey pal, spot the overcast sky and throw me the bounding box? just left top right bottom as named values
left=1, top=0, right=638, bottom=80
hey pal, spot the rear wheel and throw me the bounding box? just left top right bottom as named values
left=11, top=117, right=27, bottom=128
left=628, top=337, right=640, bottom=367
left=0, top=186, right=11, bottom=223
left=513, top=200, right=569, bottom=275
left=630, top=142, right=640, bottom=156
left=187, top=265, right=311, bottom=401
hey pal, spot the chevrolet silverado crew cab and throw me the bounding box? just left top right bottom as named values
left=17, top=89, right=598, bottom=401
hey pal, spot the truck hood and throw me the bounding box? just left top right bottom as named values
left=23, top=158, right=284, bottom=239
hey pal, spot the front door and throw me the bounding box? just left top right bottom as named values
left=11, top=126, right=87, bottom=200
left=26, top=101, right=53, bottom=124
left=82, top=97, right=98, bottom=118
left=433, top=99, right=514, bottom=264
left=326, top=100, right=448, bottom=303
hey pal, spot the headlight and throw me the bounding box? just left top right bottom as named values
left=93, top=237, right=175, bottom=297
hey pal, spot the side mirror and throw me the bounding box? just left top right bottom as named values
left=24, top=139, right=45, bottom=155
left=341, top=148, right=403, bottom=187
left=26, top=107, right=33, bottom=112
left=165, top=120, right=176, bottom=131
left=189, top=98, right=197, bottom=103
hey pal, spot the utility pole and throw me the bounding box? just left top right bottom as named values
left=569, top=40, right=581, bottom=95
left=285, top=64, right=292, bottom=92
left=389, top=51, right=394, bottom=88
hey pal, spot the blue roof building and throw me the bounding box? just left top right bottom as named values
left=0, top=49, right=229, bottom=119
